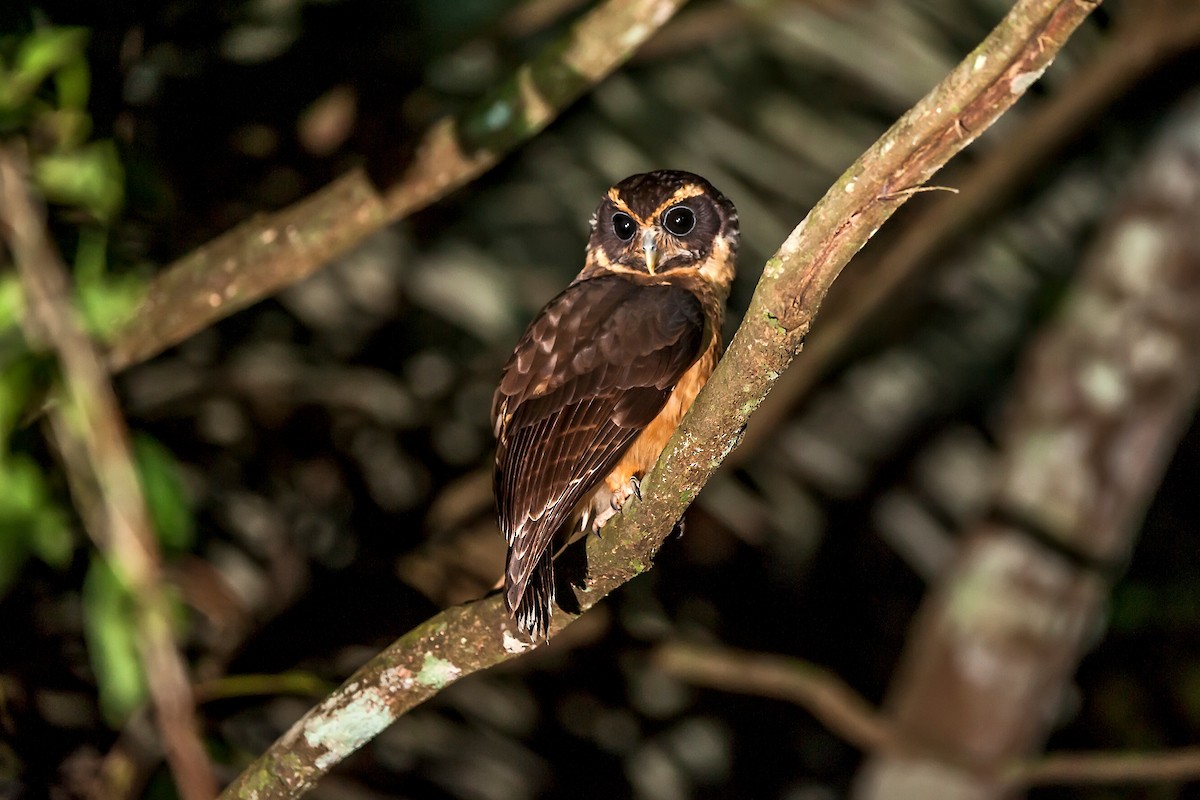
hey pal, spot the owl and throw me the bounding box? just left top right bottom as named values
left=492, top=170, right=739, bottom=638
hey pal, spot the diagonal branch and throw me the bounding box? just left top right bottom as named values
left=104, top=0, right=690, bottom=372
left=215, top=1, right=1099, bottom=797
left=0, top=147, right=217, bottom=800
left=736, top=0, right=1200, bottom=460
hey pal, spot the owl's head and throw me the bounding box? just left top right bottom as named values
left=583, top=170, right=739, bottom=290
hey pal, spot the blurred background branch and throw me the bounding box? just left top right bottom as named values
left=653, top=641, right=920, bottom=759
left=657, top=640, right=1200, bottom=790
left=102, top=0, right=690, bottom=373
left=0, top=146, right=216, bottom=800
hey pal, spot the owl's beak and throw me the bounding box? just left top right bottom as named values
left=642, top=229, right=659, bottom=275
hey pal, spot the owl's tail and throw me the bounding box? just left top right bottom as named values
left=506, top=549, right=554, bottom=641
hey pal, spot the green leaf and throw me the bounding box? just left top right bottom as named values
left=13, top=27, right=88, bottom=90
left=0, top=273, right=23, bottom=332
left=0, top=355, right=34, bottom=439
left=132, top=435, right=194, bottom=553
left=82, top=555, right=147, bottom=725
left=53, top=54, right=90, bottom=112
left=0, top=27, right=88, bottom=113
left=1, top=456, right=39, bottom=511
left=0, top=455, right=71, bottom=597
left=32, top=140, right=124, bottom=222
left=29, top=504, right=72, bottom=567
left=73, top=228, right=144, bottom=337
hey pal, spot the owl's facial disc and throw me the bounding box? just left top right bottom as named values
left=586, top=170, right=738, bottom=280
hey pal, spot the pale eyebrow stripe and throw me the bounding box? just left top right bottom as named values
left=607, top=188, right=649, bottom=223
left=649, top=185, right=705, bottom=218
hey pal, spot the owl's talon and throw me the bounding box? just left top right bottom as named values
left=593, top=504, right=617, bottom=531
left=609, top=477, right=641, bottom=516
left=593, top=476, right=644, bottom=532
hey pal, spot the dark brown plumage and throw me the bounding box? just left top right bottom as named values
left=492, top=170, right=739, bottom=638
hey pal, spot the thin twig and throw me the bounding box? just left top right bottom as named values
left=651, top=642, right=926, bottom=759
left=1008, top=747, right=1200, bottom=788
left=0, top=147, right=216, bottom=800
left=657, top=641, right=1200, bottom=790
left=104, top=0, right=691, bottom=372
left=192, top=672, right=334, bottom=704
left=876, top=184, right=959, bottom=201
left=214, top=2, right=1099, bottom=797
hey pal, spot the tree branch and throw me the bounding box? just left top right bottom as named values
left=104, top=0, right=690, bottom=372
left=215, top=1, right=1099, bottom=797
left=656, top=641, right=1200, bottom=790
left=652, top=642, right=930, bottom=761
left=1008, top=746, right=1200, bottom=788
left=0, top=147, right=217, bottom=800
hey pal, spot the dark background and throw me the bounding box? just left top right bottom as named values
left=2, top=1, right=1199, bottom=798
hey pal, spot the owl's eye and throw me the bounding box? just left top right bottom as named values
left=663, top=205, right=696, bottom=236
left=612, top=212, right=637, bottom=241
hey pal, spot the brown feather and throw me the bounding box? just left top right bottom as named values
left=493, top=276, right=706, bottom=635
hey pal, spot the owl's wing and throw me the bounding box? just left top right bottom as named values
left=492, top=275, right=706, bottom=611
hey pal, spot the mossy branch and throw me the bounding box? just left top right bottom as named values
left=215, top=1, right=1100, bottom=797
